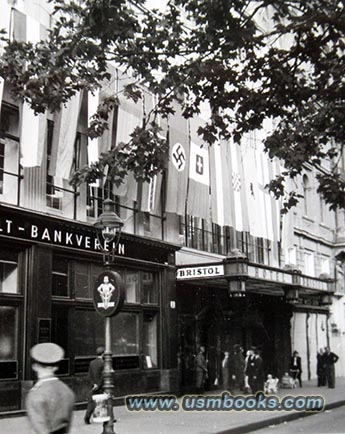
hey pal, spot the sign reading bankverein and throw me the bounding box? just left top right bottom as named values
left=0, top=212, right=125, bottom=254
left=93, top=271, right=124, bottom=317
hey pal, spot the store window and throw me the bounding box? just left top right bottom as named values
left=0, top=306, right=18, bottom=379
left=125, top=271, right=140, bottom=303
left=74, top=310, right=139, bottom=357
left=143, top=312, right=158, bottom=369
left=52, top=256, right=69, bottom=297
left=74, top=261, right=90, bottom=299
left=143, top=272, right=158, bottom=304
left=0, top=306, right=17, bottom=360
left=74, top=310, right=104, bottom=357
left=0, top=250, right=18, bottom=294
left=112, top=312, right=139, bottom=355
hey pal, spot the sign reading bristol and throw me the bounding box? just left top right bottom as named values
left=177, top=265, right=224, bottom=280
left=93, top=271, right=124, bottom=317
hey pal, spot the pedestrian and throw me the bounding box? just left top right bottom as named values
left=221, top=351, right=231, bottom=391
left=232, top=344, right=245, bottom=390
left=26, top=343, right=75, bottom=434
left=245, top=347, right=263, bottom=394
left=195, top=345, right=208, bottom=393
left=243, top=349, right=254, bottom=393
left=84, top=346, right=105, bottom=424
left=324, top=347, right=339, bottom=388
left=317, top=348, right=326, bottom=387
left=253, top=348, right=264, bottom=393
left=289, top=350, right=302, bottom=387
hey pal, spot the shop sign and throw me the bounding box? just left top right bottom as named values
left=93, top=270, right=124, bottom=317
left=177, top=264, right=224, bottom=280
left=248, top=265, right=293, bottom=284
left=0, top=215, right=125, bottom=255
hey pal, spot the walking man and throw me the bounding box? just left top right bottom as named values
left=84, top=346, right=105, bottom=424
left=290, top=350, right=302, bottom=387
left=324, top=347, right=339, bottom=388
left=26, top=343, right=75, bottom=434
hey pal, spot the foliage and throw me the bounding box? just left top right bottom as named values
left=1, top=0, right=345, bottom=210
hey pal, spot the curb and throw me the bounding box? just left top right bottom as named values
left=214, top=399, right=345, bottom=434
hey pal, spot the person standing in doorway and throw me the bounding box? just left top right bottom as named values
left=84, top=346, right=105, bottom=424
left=324, top=347, right=339, bottom=388
left=195, top=346, right=208, bottom=393
left=26, top=343, right=75, bottom=434
left=290, top=351, right=302, bottom=387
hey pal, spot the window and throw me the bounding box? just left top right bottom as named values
left=125, top=271, right=140, bottom=303
left=52, top=305, right=69, bottom=355
left=0, top=306, right=18, bottom=360
left=52, top=256, right=69, bottom=297
left=143, top=212, right=150, bottom=233
left=0, top=103, right=19, bottom=139
left=74, top=261, right=90, bottom=299
left=143, top=312, right=158, bottom=369
left=304, top=251, right=315, bottom=276
left=0, top=250, right=18, bottom=294
left=74, top=310, right=104, bottom=357
left=256, top=238, right=265, bottom=264
left=303, top=175, right=310, bottom=216
left=320, top=256, right=330, bottom=276
left=143, top=272, right=158, bottom=304
left=112, top=312, right=139, bottom=355
left=286, top=247, right=297, bottom=265
left=73, top=310, right=139, bottom=357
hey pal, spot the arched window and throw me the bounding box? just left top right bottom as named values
left=303, top=175, right=310, bottom=216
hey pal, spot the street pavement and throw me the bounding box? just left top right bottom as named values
left=251, top=406, right=345, bottom=433
left=1, top=379, right=345, bottom=434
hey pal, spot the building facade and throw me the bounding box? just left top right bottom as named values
left=0, top=0, right=344, bottom=413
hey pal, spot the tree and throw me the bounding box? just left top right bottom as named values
left=1, top=0, right=345, bottom=210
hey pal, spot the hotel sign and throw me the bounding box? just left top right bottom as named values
left=248, top=265, right=293, bottom=285
left=177, top=265, right=224, bottom=280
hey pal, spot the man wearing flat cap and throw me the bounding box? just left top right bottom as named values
left=84, top=345, right=105, bottom=424
left=26, top=343, right=75, bottom=434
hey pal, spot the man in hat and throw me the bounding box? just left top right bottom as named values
left=26, top=342, right=75, bottom=434
left=84, top=346, right=105, bottom=424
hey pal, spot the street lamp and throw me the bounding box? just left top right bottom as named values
left=94, top=197, right=124, bottom=434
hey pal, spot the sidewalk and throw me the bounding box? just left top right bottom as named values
left=1, top=379, right=345, bottom=434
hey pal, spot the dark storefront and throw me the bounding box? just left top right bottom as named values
left=0, top=204, right=179, bottom=412
left=176, top=255, right=334, bottom=392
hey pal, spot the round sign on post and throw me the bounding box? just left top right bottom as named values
left=93, top=270, right=124, bottom=317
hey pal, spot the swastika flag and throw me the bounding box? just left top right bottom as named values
left=165, top=105, right=189, bottom=215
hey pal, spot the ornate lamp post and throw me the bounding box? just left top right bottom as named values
left=93, top=198, right=124, bottom=434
